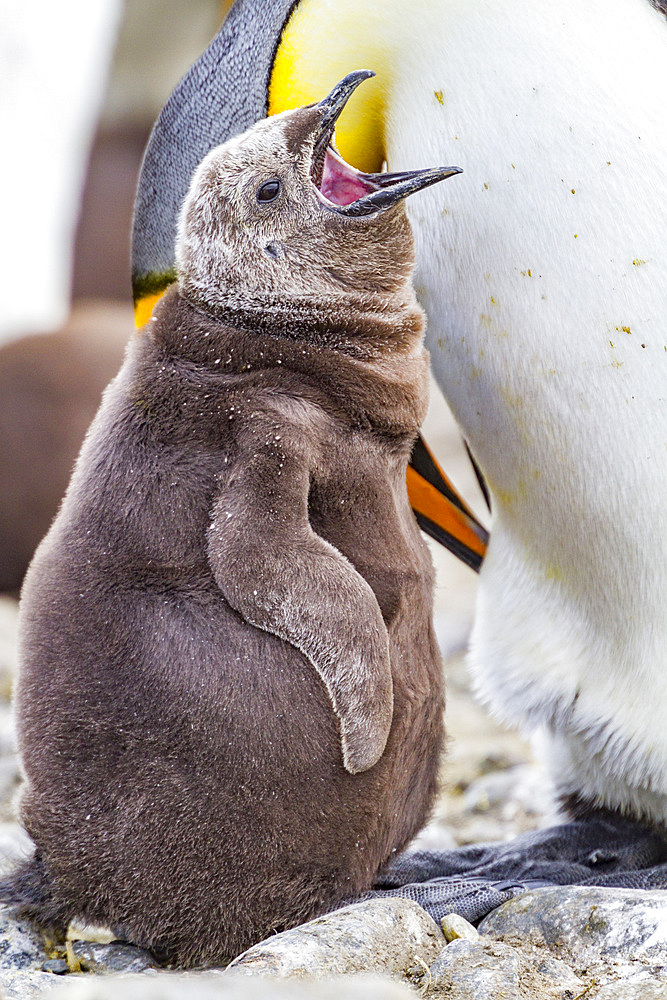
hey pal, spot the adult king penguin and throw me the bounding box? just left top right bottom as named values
left=132, top=1, right=667, bottom=899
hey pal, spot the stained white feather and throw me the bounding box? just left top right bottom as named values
left=384, top=0, right=667, bottom=821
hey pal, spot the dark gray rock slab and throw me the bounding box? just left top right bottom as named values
left=479, top=886, right=667, bottom=965
left=69, top=940, right=159, bottom=974
left=227, top=898, right=444, bottom=979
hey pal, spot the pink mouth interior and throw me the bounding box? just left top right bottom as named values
left=318, top=147, right=377, bottom=206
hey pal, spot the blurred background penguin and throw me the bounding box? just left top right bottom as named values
left=0, top=1, right=233, bottom=594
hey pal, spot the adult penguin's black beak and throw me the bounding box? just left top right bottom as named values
left=309, top=71, right=462, bottom=216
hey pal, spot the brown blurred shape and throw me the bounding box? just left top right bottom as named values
left=0, top=303, right=130, bottom=593
left=0, top=121, right=143, bottom=592
left=0, top=0, right=229, bottom=591
left=72, top=124, right=149, bottom=302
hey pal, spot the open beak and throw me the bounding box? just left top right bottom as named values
left=310, top=71, right=462, bottom=215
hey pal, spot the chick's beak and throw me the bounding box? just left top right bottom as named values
left=314, top=70, right=376, bottom=150
left=339, top=164, right=462, bottom=217
left=310, top=70, right=462, bottom=216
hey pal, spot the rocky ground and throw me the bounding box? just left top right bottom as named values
left=0, top=392, right=664, bottom=997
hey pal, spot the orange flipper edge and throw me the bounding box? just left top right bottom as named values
left=408, top=435, right=488, bottom=572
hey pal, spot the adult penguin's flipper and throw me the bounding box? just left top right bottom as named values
left=409, top=436, right=488, bottom=572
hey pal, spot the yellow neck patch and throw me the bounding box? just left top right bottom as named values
left=134, top=290, right=166, bottom=329
left=268, top=0, right=389, bottom=173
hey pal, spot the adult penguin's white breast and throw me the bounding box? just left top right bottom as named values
left=130, top=0, right=667, bottom=822
left=386, top=0, right=667, bottom=821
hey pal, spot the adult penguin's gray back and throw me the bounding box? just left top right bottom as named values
left=4, top=75, right=462, bottom=967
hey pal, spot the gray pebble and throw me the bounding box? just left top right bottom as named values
left=42, top=958, right=69, bottom=976
left=41, top=959, right=70, bottom=975
left=440, top=913, right=479, bottom=942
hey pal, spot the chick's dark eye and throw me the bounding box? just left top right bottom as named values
left=257, top=179, right=281, bottom=203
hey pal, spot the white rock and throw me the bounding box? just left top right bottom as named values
left=227, top=898, right=444, bottom=979
left=480, top=886, right=667, bottom=965
left=0, top=968, right=62, bottom=998
left=440, top=913, right=479, bottom=942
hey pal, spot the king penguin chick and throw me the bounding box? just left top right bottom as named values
left=4, top=73, right=462, bottom=967
left=129, top=0, right=667, bottom=892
